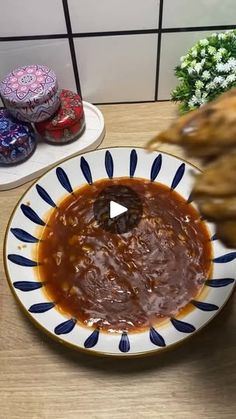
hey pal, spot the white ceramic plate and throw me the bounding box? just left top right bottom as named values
left=4, top=148, right=236, bottom=357
left=0, top=101, right=105, bottom=190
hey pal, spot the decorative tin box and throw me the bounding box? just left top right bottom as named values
left=0, top=109, right=36, bottom=165
left=35, top=89, right=85, bottom=144
left=0, top=65, right=60, bottom=123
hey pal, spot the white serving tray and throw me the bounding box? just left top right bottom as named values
left=0, top=101, right=105, bottom=190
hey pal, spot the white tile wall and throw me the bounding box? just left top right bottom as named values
left=0, top=0, right=235, bottom=104
left=74, top=34, right=157, bottom=103
left=163, top=0, right=236, bottom=28
left=158, top=31, right=220, bottom=100
left=69, top=0, right=159, bottom=32
left=0, top=0, right=67, bottom=36
left=0, top=40, right=76, bottom=92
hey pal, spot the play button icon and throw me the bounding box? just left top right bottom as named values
left=93, top=184, right=142, bottom=234
left=110, top=201, right=128, bottom=218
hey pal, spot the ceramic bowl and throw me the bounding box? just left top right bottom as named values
left=4, top=148, right=236, bottom=357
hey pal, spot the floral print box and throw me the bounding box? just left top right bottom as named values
left=0, top=65, right=60, bottom=123
left=0, top=109, right=36, bottom=165
left=35, top=89, right=85, bottom=144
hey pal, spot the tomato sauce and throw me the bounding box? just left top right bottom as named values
left=38, top=177, right=212, bottom=332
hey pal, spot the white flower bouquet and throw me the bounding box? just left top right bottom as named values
left=171, top=30, right=236, bottom=113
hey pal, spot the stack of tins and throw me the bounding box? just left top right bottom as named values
left=0, top=65, right=85, bottom=165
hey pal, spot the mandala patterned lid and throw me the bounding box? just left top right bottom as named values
left=0, top=65, right=58, bottom=108
left=36, top=89, right=84, bottom=131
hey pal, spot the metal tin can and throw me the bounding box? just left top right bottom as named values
left=0, top=65, right=60, bottom=123
left=0, top=109, right=36, bottom=165
left=35, top=89, right=85, bottom=144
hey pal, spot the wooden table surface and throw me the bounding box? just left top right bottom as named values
left=0, top=102, right=235, bottom=419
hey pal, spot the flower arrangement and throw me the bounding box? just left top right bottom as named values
left=171, top=30, right=236, bottom=113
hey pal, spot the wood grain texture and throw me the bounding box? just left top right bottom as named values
left=0, top=102, right=235, bottom=419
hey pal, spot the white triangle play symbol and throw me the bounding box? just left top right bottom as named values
left=109, top=200, right=128, bottom=219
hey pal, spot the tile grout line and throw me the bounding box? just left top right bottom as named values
left=0, top=34, right=69, bottom=42
left=62, top=0, right=82, bottom=96
left=162, top=24, right=236, bottom=33
left=155, top=0, right=164, bottom=101
left=72, top=29, right=158, bottom=37
left=94, top=100, right=156, bottom=106
left=1, top=25, right=236, bottom=43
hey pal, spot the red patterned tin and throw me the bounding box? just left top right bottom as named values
left=35, top=89, right=85, bottom=144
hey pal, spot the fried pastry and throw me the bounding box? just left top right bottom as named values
left=148, top=89, right=236, bottom=247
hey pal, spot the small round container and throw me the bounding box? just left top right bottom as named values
left=35, top=89, right=85, bottom=144
left=0, top=109, right=36, bottom=165
left=0, top=65, right=60, bottom=123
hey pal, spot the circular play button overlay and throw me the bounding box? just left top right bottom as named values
left=93, top=184, right=143, bottom=234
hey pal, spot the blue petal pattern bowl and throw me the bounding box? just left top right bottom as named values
left=4, top=148, right=236, bottom=357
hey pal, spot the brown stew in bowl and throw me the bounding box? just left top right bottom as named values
left=38, top=177, right=212, bottom=332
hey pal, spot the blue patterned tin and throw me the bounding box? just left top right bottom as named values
left=0, top=109, right=36, bottom=165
